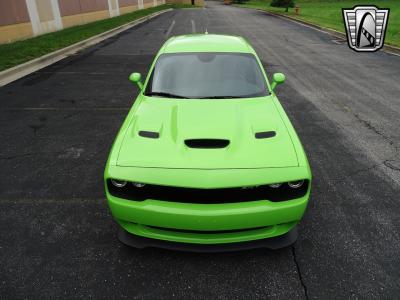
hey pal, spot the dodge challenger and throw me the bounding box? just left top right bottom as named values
left=104, top=34, right=312, bottom=251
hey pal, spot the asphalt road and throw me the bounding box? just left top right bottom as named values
left=1, top=1, right=400, bottom=298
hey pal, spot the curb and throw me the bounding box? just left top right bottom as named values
left=0, top=8, right=172, bottom=87
left=246, top=7, right=400, bottom=56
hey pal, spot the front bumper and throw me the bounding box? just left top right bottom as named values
left=107, top=194, right=309, bottom=244
left=118, top=225, right=299, bottom=252
left=105, top=165, right=311, bottom=246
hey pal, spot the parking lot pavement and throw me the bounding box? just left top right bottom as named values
left=1, top=1, right=399, bottom=298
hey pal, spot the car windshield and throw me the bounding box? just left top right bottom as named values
left=144, top=53, right=269, bottom=99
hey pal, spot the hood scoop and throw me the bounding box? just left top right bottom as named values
left=255, top=131, right=276, bottom=139
left=185, top=139, right=230, bottom=149
left=139, top=131, right=159, bottom=139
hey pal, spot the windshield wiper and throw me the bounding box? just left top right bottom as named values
left=199, top=95, right=244, bottom=99
left=199, top=93, right=267, bottom=99
left=145, top=92, right=189, bottom=99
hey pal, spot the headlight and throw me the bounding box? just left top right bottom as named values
left=269, top=183, right=282, bottom=188
left=132, top=182, right=145, bottom=188
left=111, top=179, right=127, bottom=188
left=288, top=180, right=304, bottom=189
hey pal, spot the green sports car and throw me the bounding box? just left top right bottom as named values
left=104, top=34, right=311, bottom=251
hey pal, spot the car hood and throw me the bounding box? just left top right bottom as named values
left=117, top=96, right=298, bottom=169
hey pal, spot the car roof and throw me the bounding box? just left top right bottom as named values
left=160, top=34, right=254, bottom=54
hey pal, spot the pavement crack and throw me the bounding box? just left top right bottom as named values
left=0, top=153, right=37, bottom=160
left=353, top=113, right=398, bottom=150
left=29, top=123, right=45, bottom=134
left=292, top=246, right=309, bottom=300
left=332, top=162, right=380, bottom=182
left=384, top=159, right=400, bottom=171
left=332, top=155, right=400, bottom=182
left=348, top=113, right=400, bottom=174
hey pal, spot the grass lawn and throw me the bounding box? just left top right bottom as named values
left=0, top=4, right=198, bottom=72
left=235, top=0, right=400, bottom=47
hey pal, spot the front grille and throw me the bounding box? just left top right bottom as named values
left=107, top=180, right=309, bottom=203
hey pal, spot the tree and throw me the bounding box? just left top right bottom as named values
left=270, top=0, right=295, bottom=12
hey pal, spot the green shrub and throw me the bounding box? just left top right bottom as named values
left=270, top=0, right=295, bottom=12
left=232, top=0, right=250, bottom=3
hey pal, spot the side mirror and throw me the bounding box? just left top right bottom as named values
left=270, top=72, right=286, bottom=91
left=129, top=72, right=143, bottom=90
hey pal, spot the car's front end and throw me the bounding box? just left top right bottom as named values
left=105, top=164, right=311, bottom=250
left=104, top=94, right=312, bottom=250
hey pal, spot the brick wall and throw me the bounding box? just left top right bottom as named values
left=0, top=0, right=167, bottom=44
